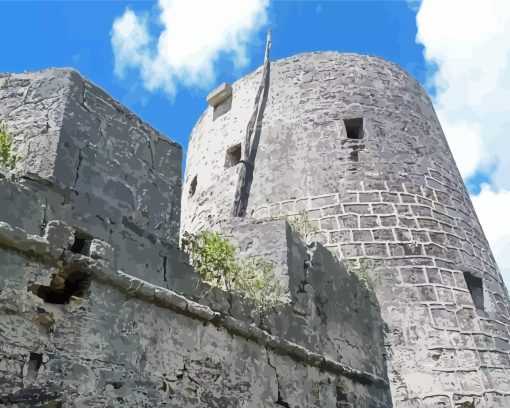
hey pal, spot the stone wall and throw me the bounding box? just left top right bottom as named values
left=0, top=69, right=185, bottom=289
left=212, top=218, right=389, bottom=379
left=182, top=52, right=510, bottom=407
left=0, top=68, right=393, bottom=407
left=0, top=219, right=391, bottom=407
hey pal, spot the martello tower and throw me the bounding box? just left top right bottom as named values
left=182, top=52, right=510, bottom=407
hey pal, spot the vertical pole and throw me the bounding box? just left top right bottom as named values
left=231, top=29, right=272, bottom=218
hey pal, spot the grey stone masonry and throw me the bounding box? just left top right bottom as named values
left=0, top=69, right=184, bottom=289
left=0, top=219, right=391, bottom=407
left=1, top=67, right=393, bottom=407
left=182, top=52, right=510, bottom=407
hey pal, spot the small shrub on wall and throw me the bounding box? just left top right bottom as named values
left=279, top=210, right=318, bottom=244
left=181, top=230, right=290, bottom=309
left=0, top=121, right=22, bottom=170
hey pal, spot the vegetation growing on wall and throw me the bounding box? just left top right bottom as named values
left=279, top=210, right=318, bottom=244
left=0, top=121, right=22, bottom=170
left=181, top=230, right=290, bottom=309
left=351, top=258, right=373, bottom=284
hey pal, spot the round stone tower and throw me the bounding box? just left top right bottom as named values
left=182, top=52, right=510, bottom=407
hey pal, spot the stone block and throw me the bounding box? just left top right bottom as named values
left=89, top=239, right=115, bottom=263
left=373, top=228, right=394, bottom=241
left=379, top=215, right=397, bottom=227
left=343, top=204, right=370, bottom=215
left=352, top=230, right=372, bottom=241
left=43, top=220, right=74, bottom=249
left=432, top=308, right=459, bottom=329
left=365, top=243, right=388, bottom=257
left=401, top=268, right=427, bottom=284
left=206, top=82, right=232, bottom=107
left=360, top=215, right=379, bottom=228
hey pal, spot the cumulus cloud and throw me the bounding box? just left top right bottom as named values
left=111, top=0, right=269, bottom=97
left=415, top=0, right=510, bottom=184
left=414, top=0, right=510, bottom=285
left=472, top=185, right=510, bottom=283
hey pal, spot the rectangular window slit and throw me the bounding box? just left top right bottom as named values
left=189, top=175, right=197, bottom=197
left=26, top=352, right=43, bottom=382
left=463, top=272, right=484, bottom=310
left=213, top=96, right=232, bottom=121
left=70, top=231, right=92, bottom=255
left=344, top=118, right=364, bottom=139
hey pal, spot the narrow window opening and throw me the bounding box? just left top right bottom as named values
left=26, top=353, right=43, bottom=382
left=70, top=232, right=91, bottom=255
left=350, top=151, right=359, bottom=162
left=189, top=175, right=197, bottom=197
left=464, top=272, right=484, bottom=310
left=29, top=270, right=89, bottom=305
left=213, top=95, right=232, bottom=121
left=225, top=143, right=242, bottom=168
left=344, top=118, right=364, bottom=140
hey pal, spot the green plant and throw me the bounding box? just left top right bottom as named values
left=279, top=210, right=318, bottom=243
left=355, top=258, right=371, bottom=280
left=181, top=230, right=290, bottom=309
left=0, top=121, right=22, bottom=170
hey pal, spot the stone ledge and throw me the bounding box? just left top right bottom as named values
left=206, top=82, right=232, bottom=107
left=0, top=219, right=389, bottom=388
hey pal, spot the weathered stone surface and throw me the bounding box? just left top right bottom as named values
left=0, top=64, right=394, bottom=407
left=4, top=52, right=510, bottom=407
left=0, top=220, right=389, bottom=406
left=182, top=52, right=510, bottom=406
left=89, top=239, right=114, bottom=263
left=0, top=69, right=191, bottom=293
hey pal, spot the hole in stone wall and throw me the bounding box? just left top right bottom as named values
left=350, top=151, right=359, bottom=162
left=336, top=386, right=348, bottom=402
left=70, top=232, right=91, bottom=255
left=344, top=118, right=364, bottom=139
left=26, top=352, right=43, bottom=382
left=30, top=270, right=89, bottom=305
left=275, top=392, right=290, bottom=408
left=463, top=272, right=484, bottom=310
left=225, top=143, right=242, bottom=168
left=189, top=176, right=197, bottom=197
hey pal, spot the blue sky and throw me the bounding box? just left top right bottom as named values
left=2, top=0, right=510, bottom=285
left=1, top=0, right=425, bottom=159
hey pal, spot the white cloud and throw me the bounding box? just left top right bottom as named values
left=414, top=0, right=510, bottom=287
left=416, top=0, right=510, bottom=184
left=472, top=185, right=510, bottom=284
left=111, top=0, right=269, bottom=97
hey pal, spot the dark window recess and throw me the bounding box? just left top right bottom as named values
left=336, top=386, right=348, bottom=402
left=225, top=143, right=242, bottom=168
left=189, top=175, right=198, bottom=197
left=29, top=270, right=89, bottom=304
left=464, top=272, right=484, bottom=310
left=70, top=232, right=91, bottom=255
left=26, top=352, right=43, bottom=381
left=344, top=118, right=364, bottom=139
left=349, top=144, right=365, bottom=162
left=213, top=95, right=232, bottom=121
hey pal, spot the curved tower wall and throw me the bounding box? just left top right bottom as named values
left=182, top=52, right=510, bottom=407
